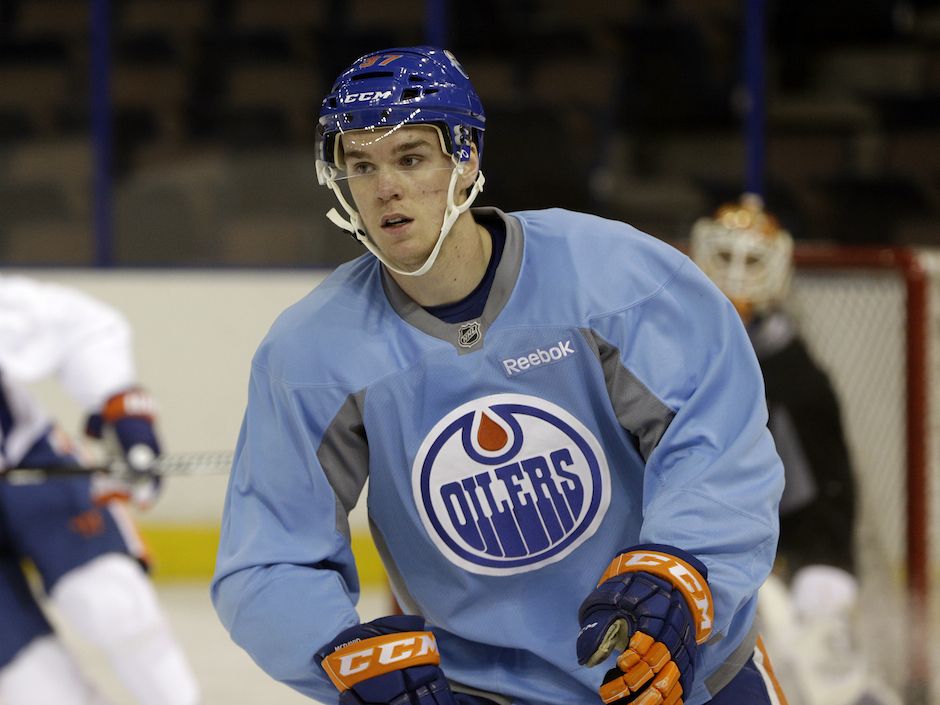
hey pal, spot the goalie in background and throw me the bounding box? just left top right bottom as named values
left=0, top=275, right=199, bottom=705
left=691, top=195, right=901, bottom=705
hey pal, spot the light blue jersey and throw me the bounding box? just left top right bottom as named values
left=212, top=208, right=783, bottom=705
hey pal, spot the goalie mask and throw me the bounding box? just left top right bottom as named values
left=316, top=46, right=486, bottom=276
left=690, top=194, right=794, bottom=319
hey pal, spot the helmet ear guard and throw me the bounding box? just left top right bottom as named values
left=315, top=46, right=486, bottom=277
left=690, top=193, right=794, bottom=317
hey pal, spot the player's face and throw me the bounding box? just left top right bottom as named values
left=338, top=125, right=470, bottom=271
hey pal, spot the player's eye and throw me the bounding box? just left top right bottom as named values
left=350, top=162, right=375, bottom=176
left=399, top=155, right=421, bottom=169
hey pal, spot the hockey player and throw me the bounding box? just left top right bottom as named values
left=0, top=275, right=199, bottom=705
left=212, top=46, right=786, bottom=705
left=690, top=194, right=901, bottom=705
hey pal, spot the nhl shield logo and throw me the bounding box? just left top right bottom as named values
left=457, top=321, right=482, bottom=348
left=412, top=393, right=611, bottom=575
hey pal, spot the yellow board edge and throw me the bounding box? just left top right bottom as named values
left=138, top=523, right=388, bottom=588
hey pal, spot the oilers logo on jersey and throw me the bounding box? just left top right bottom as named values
left=412, top=393, right=610, bottom=575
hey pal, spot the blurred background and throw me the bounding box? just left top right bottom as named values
left=4, top=0, right=940, bottom=703
left=1, top=0, right=940, bottom=266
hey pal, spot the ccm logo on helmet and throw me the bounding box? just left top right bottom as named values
left=341, top=90, right=394, bottom=104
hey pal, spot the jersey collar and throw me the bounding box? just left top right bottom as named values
left=380, top=207, right=523, bottom=353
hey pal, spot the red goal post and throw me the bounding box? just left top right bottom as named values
left=789, top=245, right=937, bottom=704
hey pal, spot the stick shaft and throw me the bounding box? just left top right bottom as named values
left=2, top=450, right=234, bottom=484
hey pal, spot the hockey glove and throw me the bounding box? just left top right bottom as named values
left=319, top=615, right=489, bottom=705
left=577, top=545, right=714, bottom=705
left=85, top=388, right=162, bottom=508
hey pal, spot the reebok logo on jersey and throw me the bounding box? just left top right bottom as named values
left=502, top=339, right=575, bottom=377
left=413, top=394, right=610, bottom=576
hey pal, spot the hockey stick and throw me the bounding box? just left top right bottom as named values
left=1, top=450, right=234, bottom=484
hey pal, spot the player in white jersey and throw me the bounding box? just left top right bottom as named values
left=691, top=196, right=901, bottom=705
left=0, top=275, right=199, bottom=705
left=212, top=47, right=787, bottom=705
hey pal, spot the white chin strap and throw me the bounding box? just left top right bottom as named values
left=318, top=161, right=485, bottom=277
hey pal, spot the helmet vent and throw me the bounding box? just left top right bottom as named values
left=401, top=88, right=422, bottom=100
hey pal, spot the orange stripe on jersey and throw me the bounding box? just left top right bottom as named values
left=321, top=631, right=440, bottom=692
left=754, top=636, right=790, bottom=705
left=599, top=550, right=714, bottom=644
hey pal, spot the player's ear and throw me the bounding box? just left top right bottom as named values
left=456, top=143, right=480, bottom=192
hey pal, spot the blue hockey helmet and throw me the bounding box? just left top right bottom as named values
left=315, top=47, right=487, bottom=277
left=317, top=46, right=486, bottom=170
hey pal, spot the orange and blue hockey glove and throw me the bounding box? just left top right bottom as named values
left=85, top=387, right=162, bottom=508
left=319, top=615, right=499, bottom=705
left=577, top=544, right=714, bottom=705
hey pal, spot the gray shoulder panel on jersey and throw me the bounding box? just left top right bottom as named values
left=317, top=389, right=369, bottom=539
left=580, top=328, right=675, bottom=461
left=380, top=208, right=523, bottom=354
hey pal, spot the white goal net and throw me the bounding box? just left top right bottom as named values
left=786, top=246, right=939, bottom=705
